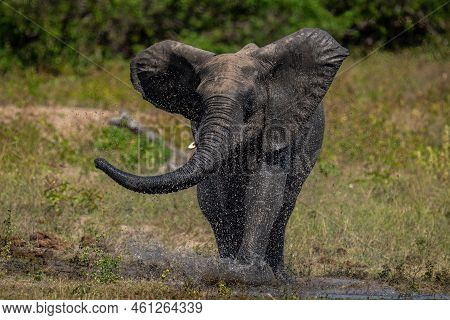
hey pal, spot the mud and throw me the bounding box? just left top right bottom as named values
left=3, top=232, right=448, bottom=300
left=119, top=237, right=449, bottom=299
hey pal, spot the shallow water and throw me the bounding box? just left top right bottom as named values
left=298, top=277, right=448, bottom=300
left=118, top=238, right=449, bottom=300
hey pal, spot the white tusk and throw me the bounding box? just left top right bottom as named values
left=188, top=142, right=196, bottom=149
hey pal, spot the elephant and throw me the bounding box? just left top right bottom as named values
left=95, top=28, right=348, bottom=283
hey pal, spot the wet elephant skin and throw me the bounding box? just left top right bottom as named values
left=94, top=28, right=348, bottom=282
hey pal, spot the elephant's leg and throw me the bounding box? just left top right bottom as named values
left=197, top=176, right=245, bottom=259
left=265, top=176, right=301, bottom=276
left=266, top=104, right=325, bottom=276
left=236, top=162, right=287, bottom=266
left=209, top=214, right=244, bottom=259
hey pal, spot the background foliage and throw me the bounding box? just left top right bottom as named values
left=0, top=0, right=448, bottom=71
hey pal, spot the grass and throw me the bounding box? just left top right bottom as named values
left=0, top=47, right=449, bottom=298
left=0, top=278, right=232, bottom=300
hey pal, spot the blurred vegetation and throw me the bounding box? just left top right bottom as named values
left=93, top=126, right=171, bottom=171
left=0, top=0, right=448, bottom=71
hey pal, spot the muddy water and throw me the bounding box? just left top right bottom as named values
left=119, top=238, right=449, bottom=300
left=298, top=278, right=448, bottom=300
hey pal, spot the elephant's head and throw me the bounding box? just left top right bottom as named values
left=94, top=28, right=348, bottom=194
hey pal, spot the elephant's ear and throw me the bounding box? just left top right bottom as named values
left=254, top=28, right=348, bottom=151
left=130, top=40, right=215, bottom=121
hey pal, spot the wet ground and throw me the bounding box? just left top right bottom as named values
left=297, top=277, right=448, bottom=300
left=119, top=238, right=449, bottom=300
left=3, top=232, right=448, bottom=299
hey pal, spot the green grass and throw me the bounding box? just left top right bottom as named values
left=0, top=61, right=136, bottom=109
left=93, top=126, right=171, bottom=172
left=0, top=48, right=449, bottom=298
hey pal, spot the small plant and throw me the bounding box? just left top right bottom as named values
left=423, top=262, right=434, bottom=281
left=434, top=269, right=449, bottom=287
left=1, top=210, right=14, bottom=259
left=43, top=177, right=101, bottom=215
left=318, top=160, right=340, bottom=177
left=160, top=269, right=171, bottom=282
left=415, top=237, right=428, bottom=256
left=157, top=268, right=171, bottom=290
left=71, top=284, right=91, bottom=298
left=93, top=126, right=171, bottom=172
left=74, top=245, right=121, bottom=283
left=71, top=187, right=101, bottom=214
left=78, top=246, right=92, bottom=266
left=217, top=280, right=232, bottom=298
left=43, top=178, right=70, bottom=214
left=378, top=264, right=391, bottom=280
left=181, top=278, right=202, bottom=298
left=49, top=133, right=79, bottom=164
left=91, top=248, right=121, bottom=284
left=32, top=270, right=44, bottom=282
left=415, top=125, right=449, bottom=180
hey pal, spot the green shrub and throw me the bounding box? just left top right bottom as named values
left=1, top=0, right=447, bottom=71
left=43, top=178, right=101, bottom=215
left=93, top=126, right=171, bottom=172
left=75, top=246, right=121, bottom=284
left=92, top=249, right=121, bottom=284
left=0, top=210, right=14, bottom=259
left=415, top=125, right=449, bottom=180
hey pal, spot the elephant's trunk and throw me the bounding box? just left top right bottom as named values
left=94, top=96, right=235, bottom=194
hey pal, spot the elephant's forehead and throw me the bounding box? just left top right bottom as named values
left=200, top=54, right=260, bottom=76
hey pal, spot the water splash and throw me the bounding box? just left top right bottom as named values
left=117, top=237, right=449, bottom=299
